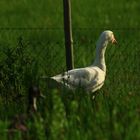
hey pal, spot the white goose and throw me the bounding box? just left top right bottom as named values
left=51, top=30, right=117, bottom=93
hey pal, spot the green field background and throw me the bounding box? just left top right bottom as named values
left=0, top=0, right=140, bottom=140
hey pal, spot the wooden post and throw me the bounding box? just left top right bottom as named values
left=63, top=0, right=74, bottom=71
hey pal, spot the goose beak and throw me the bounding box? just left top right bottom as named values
left=112, top=35, right=117, bottom=44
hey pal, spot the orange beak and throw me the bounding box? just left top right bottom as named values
left=112, top=35, right=117, bottom=44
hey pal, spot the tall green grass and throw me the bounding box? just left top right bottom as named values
left=0, top=0, right=140, bottom=139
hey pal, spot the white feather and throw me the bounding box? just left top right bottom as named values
left=50, top=30, right=116, bottom=93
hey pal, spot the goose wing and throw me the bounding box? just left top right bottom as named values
left=51, top=66, right=105, bottom=91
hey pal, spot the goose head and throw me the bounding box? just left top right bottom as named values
left=94, top=30, right=117, bottom=71
left=97, top=30, right=117, bottom=46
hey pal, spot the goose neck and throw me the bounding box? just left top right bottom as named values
left=93, top=41, right=108, bottom=72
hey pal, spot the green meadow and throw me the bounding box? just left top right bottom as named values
left=0, top=0, right=140, bottom=139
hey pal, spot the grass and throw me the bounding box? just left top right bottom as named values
left=0, top=0, right=140, bottom=139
